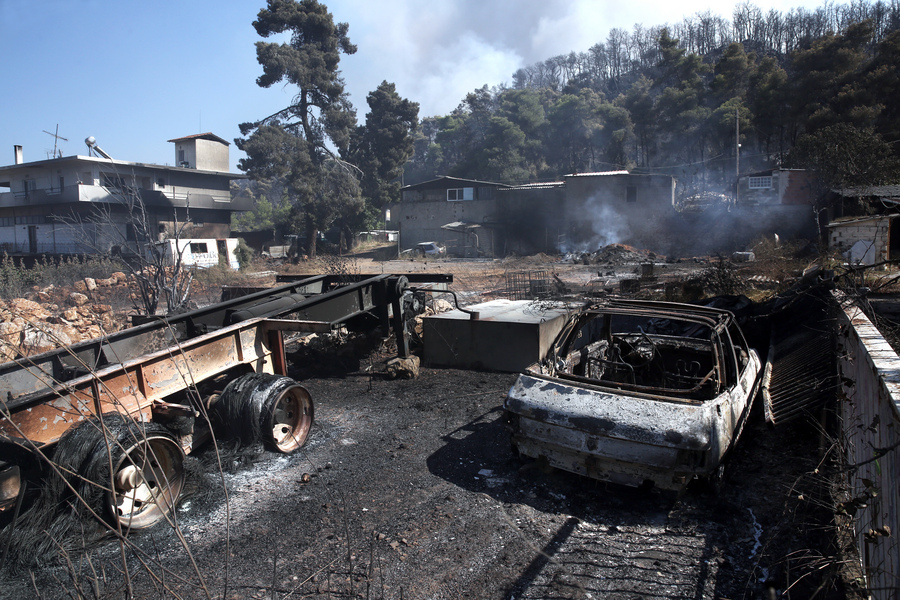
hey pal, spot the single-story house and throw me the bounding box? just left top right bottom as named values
left=389, top=172, right=676, bottom=256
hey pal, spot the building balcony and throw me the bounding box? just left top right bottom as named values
left=0, top=184, right=248, bottom=210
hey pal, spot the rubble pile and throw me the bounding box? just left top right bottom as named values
left=0, top=273, right=136, bottom=361
left=564, top=243, right=662, bottom=266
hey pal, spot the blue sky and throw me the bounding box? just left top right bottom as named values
left=2, top=0, right=826, bottom=173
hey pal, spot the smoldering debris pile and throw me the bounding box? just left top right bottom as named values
left=563, top=244, right=662, bottom=266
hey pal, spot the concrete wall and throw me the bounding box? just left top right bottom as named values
left=738, top=169, right=817, bottom=207
left=829, top=218, right=890, bottom=265
left=836, top=296, right=900, bottom=599
left=389, top=198, right=500, bottom=256
left=194, top=139, right=230, bottom=172
left=392, top=173, right=675, bottom=256
left=562, top=173, right=675, bottom=251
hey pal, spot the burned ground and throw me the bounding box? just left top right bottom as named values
left=1, top=342, right=847, bottom=600
left=0, top=248, right=858, bottom=599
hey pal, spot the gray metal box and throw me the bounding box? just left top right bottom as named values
left=423, top=300, right=574, bottom=372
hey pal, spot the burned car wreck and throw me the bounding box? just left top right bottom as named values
left=504, top=299, right=762, bottom=492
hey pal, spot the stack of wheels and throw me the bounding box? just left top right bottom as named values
left=213, top=373, right=314, bottom=454
left=52, top=414, right=186, bottom=530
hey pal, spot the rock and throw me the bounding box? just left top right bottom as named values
left=73, top=280, right=87, bottom=292
left=386, top=356, right=420, bottom=380
left=68, top=292, right=89, bottom=306
left=432, top=299, right=454, bottom=313
left=22, top=324, right=73, bottom=354
left=0, top=322, right=22, bottom=349
left=83, top=278, right=97, bottom=291
left=63, top=308, right=78, bottom=321
left=8, top=298, right=46, bottom=316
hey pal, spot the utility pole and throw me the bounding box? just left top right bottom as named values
left=735, top=107, right=740, bottom=205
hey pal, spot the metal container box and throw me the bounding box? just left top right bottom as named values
left=424, top=300, right=574, bottom=372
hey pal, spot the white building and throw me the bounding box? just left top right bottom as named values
left=0, top=133, right=249, bottom=256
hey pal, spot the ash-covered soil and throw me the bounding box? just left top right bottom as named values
left=2, top=335, right=846, bottom=600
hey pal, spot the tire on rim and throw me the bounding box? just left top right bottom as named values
left=214, top=373, right=314, bottom=453
left=56, top=415, right=185, bottom=531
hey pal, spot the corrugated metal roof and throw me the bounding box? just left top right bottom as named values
left=762, top=287, right=838, bottom=426
left=834, top=185, right=900, bottom=199
left=401, top=175, right=508, bottom=190
left=565, top=170, right=629, bottom=177
left=508, top=181, right=565, bottom=190
left=826, top=215, right=894, bottom=228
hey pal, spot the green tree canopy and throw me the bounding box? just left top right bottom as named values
left=349, top=81, right=419, bottom=209
left=236, top=0, right=357, bottom=257
left=786, top=123, right=900, bottom=190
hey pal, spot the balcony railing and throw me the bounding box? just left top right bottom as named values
left=0, top=184, right=235, bottom=208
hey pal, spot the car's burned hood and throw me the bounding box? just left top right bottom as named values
left=506, top=373, right=722, bottom=450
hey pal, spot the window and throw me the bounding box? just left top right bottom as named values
left=748, top=176, right=772, bottom=189
left=190, top=242, right=209, bottom=254
left=15, top=215, right=46, bottom=225
left=626, top=186, right=637, bottom=202
left=101, top=173, right=128, bottom=190
left=447, top=187, right=474, bottom=201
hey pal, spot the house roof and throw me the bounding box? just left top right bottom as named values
left=565, top=170, right=630, bottom=177
left=833, top=185, right=900, bottom=199
left=442, top=221, right=482, bottom=231
left=401, top=176, right=508, bottom=191
left=508, top=181, right=565, bottom=190
left=740, top=168, right=810, bottom=178
left=826, top=215, right=895, bottom=228
left=0, top=154, right=246, bottom=178
left=167, top=132, right=230, bottom=146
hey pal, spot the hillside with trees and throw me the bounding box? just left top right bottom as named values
left=404, top=0, right=900, bottom=200
left=234, top=1, right=900, bottom=253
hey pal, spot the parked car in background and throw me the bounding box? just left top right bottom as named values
left=415, top=242, right=446, bottom=257
left=504, top=299, right=762, bottom=492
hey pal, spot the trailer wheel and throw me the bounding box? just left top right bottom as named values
left=216, top=373, right=314, bottom=453
left=108, top=425, right=185, bottom=530
left=57, top=415, right=185, bottom=531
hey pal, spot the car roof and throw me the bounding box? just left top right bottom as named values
left=580, top=299, right=734, bottom=329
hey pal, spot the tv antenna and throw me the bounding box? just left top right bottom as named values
left=43, top=125, right=68, bottom=158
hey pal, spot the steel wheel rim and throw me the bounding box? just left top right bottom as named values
left=269, top=386, right=313, bottom=453
left=109, top=434, right=185, bottom=530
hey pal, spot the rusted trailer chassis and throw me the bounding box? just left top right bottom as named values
left=0, top=273, right=450, bottom=530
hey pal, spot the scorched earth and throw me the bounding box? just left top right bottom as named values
left=2, top=328, right=837, bottom=599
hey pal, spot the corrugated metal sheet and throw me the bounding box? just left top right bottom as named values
left=762, top=290, right=838, bottom=425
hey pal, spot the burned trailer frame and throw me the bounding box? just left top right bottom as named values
left=504, top=299, right=762, bottom=492
left=0, top=273, right=450, bottom=528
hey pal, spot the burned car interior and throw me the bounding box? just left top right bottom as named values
left=505, top=299, right=763, bottom=491
left=543, top=302, right=753, bottom=402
